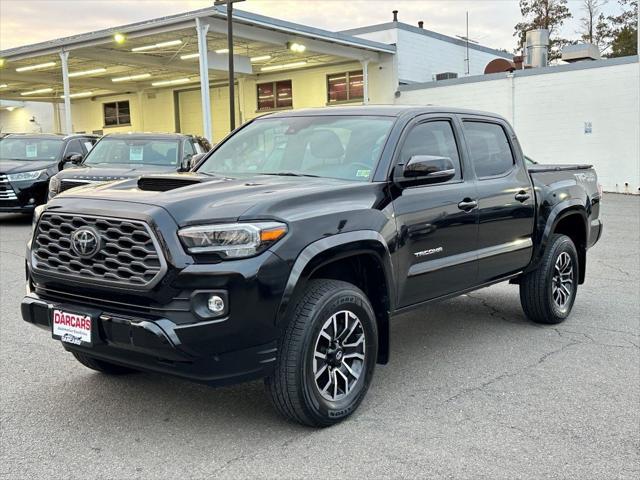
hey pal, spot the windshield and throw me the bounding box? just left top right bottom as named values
left=84, top=138, right=180, bottom=167
left=197, top=116, right=395, bottom=182
left=0, top=138, right=64, bottom=161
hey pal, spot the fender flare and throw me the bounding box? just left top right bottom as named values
left=275, top=230, right=395, bottom=364
left=526, top=199, right=588, bottom=275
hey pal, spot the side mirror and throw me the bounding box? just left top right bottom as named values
left=61, top=153, right=83, bottom=168
left=400, top=155, right=456, bottom=184
left=180, top=153, right=206, bottom=172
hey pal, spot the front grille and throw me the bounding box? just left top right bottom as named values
left=0, top=174, right=18, bottom=200
left=32, top=212, right=167, bottom=290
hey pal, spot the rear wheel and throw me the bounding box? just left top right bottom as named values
left=520, top=234, right=579, bottom=324
left=265, top=279, right=378, bottom=427
left=71, top=351, right=137, bottom=375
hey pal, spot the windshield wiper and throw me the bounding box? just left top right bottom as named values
left=262, top=172, right=320, bottom=178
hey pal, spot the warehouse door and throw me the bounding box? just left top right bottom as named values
left=177, top=86, right=239, bottom=143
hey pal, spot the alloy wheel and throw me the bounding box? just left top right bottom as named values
left=552, top=251, right=574, bottom=309
left=312, top=310, right=366, bottom=402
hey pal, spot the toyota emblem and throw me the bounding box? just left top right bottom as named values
left=70, top=227, right=101, bottom=258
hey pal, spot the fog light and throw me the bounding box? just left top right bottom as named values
left=207, top=295, right=225, bottom=314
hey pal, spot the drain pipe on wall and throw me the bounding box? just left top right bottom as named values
left=507, top=71, right=516, bottom=127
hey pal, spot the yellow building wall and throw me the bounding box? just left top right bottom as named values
left=68, top=55, right=397, bottom=141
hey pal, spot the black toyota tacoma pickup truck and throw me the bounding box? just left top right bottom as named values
left=22, top=106, right=602, bottom=426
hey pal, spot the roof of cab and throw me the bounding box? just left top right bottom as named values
left=102, top=132, right=191, bottom=140
left=263, top=105, right=506, bottom=120
left=3, top=133, right=99, bottom=140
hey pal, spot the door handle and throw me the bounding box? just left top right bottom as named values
left=515, top=191, right=530, bottom=202
left=458, top=199, right=478, bottom=211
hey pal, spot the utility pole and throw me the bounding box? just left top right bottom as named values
left=214, top=0, right=244, bottom=131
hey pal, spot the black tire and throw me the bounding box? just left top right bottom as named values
left=265, top=279, right=378, bottom=427
left=520, top=234, right=579, bottom=324
left=71, top=351, right=137, bottom=375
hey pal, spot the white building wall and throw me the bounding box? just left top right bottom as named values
left=396, top=58, right=640, bottom=194
left=350, top=26, right=510, bottom=83
left=0, top=102, right=56, bottom=133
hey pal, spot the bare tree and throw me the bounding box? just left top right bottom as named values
left=578, top=0, right=607, bottom=44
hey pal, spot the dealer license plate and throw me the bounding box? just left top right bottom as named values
left=52, top=309, right=93, bottom=345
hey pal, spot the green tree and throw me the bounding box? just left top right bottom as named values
left=514, top=0, right=573, bottom=60
left=607, top=0, right=638, bottom=56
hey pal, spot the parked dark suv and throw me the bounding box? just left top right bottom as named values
left=48, top=133, right=211, bottom=198
left=0, top=133, right=98, bottom=213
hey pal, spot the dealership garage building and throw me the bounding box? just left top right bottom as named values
left=0, top=5, right=638, bottom=193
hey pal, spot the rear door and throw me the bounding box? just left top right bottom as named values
left=393, top=115, right=479, bottom=307
left=460, top=116, right=535, bottom=283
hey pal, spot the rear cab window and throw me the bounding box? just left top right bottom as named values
left=463, top=121, right=515, bottom=178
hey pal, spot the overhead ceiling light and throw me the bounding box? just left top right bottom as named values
left=0, top=84, right=7, bottom=89
left=215, top=48, right=230, bottom=54
left=60, top=91, right=93, bottom=99
left=68, top=68, right=107, bottom=78
left=16, top=61, right=57, bottom=72
left=5, top=106, right=17, bottom=112
left=180, top=53, right=200, bottom=60
left=260, top=61, right=307, bottom=72
left=0, top=59, right=5, bottom=67
left=114, top=33, right=127, bottom=44
left=250, top=55, right=272, bottom=62
left=151, top=78, right=192, bottom=87
left=112, top=73, right=152, bottom=82
left=287, top=42, right=306, bottom=53
left=131, top=39, right=182, bottom=52
left=21, top=88, right=54, bottom=96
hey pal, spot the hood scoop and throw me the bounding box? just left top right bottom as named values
left=137, top=174, right=204, bottom=192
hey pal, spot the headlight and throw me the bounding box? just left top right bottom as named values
left=178, top=221, right=287, bottom=258
left=49, top=175, right=61, bottom=196
left=7, top=169, right=48, bottom=182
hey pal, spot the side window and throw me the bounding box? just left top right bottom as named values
left=183, top=140, right=195, bottom=160
left=463, top=121, right=515, bottom=178
left=399, top=120, right=462, bottom=181
left=63, top=139, right=83, bottom=158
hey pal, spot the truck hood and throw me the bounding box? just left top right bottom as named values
left=51, top=173, right=379, bottom=226
left=0, top=159, right=55, bottom=173
left=57, top=163, right=178, bottom=181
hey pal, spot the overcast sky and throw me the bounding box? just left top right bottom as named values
left=0, top=0, right=626, bottom=53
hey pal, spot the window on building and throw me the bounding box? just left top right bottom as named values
left=103, top=101, right=131, bottom=127
left=257, top=80, right=293, bottom=111
left=463, top=121, right=515, bottom=178
left=327, top=70, right=364, bottom=104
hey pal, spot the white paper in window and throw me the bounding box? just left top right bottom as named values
left=26, top=144, right=38, bottom=158
left=129, top=146, right=143, bottom=162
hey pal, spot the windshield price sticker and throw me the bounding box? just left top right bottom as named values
left=25, top=144, right=38, bottom=158
left=130, top=146, right=144, bottom=162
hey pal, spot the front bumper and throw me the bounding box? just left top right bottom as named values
left=0, top=178, right=48, bottom=212
left=21, top=292, right=278, bottom=386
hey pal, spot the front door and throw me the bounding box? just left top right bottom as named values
left=460, top=117, right=535, bottom=284
left=393, top=116, right=479, bottom=308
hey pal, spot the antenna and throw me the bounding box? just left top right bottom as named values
left=455, top=12, right=479, bottom=76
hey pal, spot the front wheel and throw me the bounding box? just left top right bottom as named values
left=520, top=234, right=579, bottom=324
left=265, top=279, right=378, bottom=427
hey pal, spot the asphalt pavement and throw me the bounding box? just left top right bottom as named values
left=1, top=194, right=638, bottom=479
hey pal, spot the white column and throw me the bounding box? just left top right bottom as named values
left=361, top=59, right=370, bottom=105
left=196, top=17, right=213, bottom=141
left=59, top=50, right=72, bottom=134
